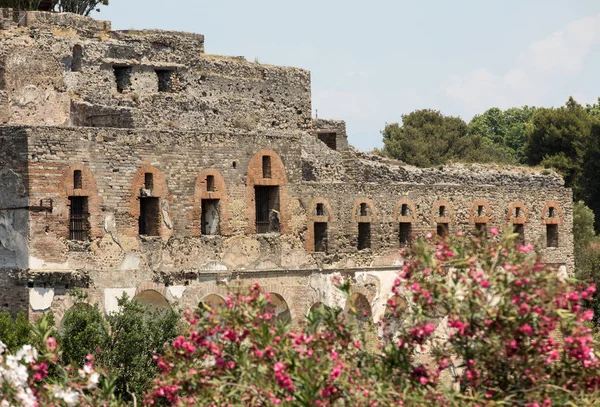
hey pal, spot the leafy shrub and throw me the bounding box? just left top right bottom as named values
left=60, top=294, right=181, bottom=402
left=0, top=310, right=32, bottom=352
left=146, top=231, right=600, bottom=406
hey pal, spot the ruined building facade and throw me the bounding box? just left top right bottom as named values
left=0, top=10, right=573, bottom=325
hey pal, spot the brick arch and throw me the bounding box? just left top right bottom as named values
left=181, top=282, right=230, bottom=309
left=506, top=201, right=529, bottom=224
left=256, top=283, right=297, bottom=321
left=468, top=200, right=492, bottom=224
left=190, top=169, right=232, bottom=236
left=58, top=163, right=103, bottom=239
left=351, top=198, right=377, bottom=223
left=393, top=198, right=417, bottom=223
left=128, top=165, right=173, bottom=238
left=304, top=197, right=335, bottom=253
left=541, top=201, right=563, bottom=225
left=246, top=149, right=291, bottom=234
left=53, top=295, right=92, bottom=326
left=135, top=281, right=174, bottom=303
left=344, top=292, right=372, bottom=323
left=431, top=199, right=454, bottom=226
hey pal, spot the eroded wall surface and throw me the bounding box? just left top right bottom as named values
left=0, top=9, right=574, bottom=328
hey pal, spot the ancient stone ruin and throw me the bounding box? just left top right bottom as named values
left=0, top=9, right=573, bottom=326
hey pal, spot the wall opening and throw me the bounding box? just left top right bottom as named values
left=475, top=222, right=487, bottom=235
left=113, top=66, right=132, bottom=93
left=514, top=224, right=525, bottom=245
left=144, top=172, right=154, bottom=190
left=155, top=69, right=174, bottom=92
left=266, top=293, right=291, bottom=322
left=69, top=196, right=89, bottom=241
left=359, top=203, right=368, bottom=217
left=206, top=175, right=215, bottom=192
left=437, top=223, right=448, bottom=238
left=139, top=197, right=160, bottom=236
left=73, top=170, right=82, bottom=190
left=255, top=186, right=280, bottom=233
left=317, top=133, right=337, bottom=150
left=358, top=222, right=371, bottom=250
left=314, top=222, right=328, bottom=253
left=477, top=205, right=484, bottom=216
left=548, top=207, right=556, bottom=218
left=199, top=294, right=226, bottom=311
left=316, top=203, right=325, bottom=216
left=438, top=205, right=446, bottom=217
left=262, top=156, right=272, bottom=178
left=401, top=203, right=410, bottom=217
left=71, top=45, right=83, bottom=72
left=515, top=207, right=522, bottom=217
left=546, top=224, right=558, bottom=248
left=399, top=222, right=411, bottom=247
left=201, top=199, right=220, bottom=235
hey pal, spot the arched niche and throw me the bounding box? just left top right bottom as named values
left=199, top=293, right=227, bottom=310
left=135, top=290, right=171, bottom=309
left=266, top=292, right=292, bottom=323
left=344, top=293, right=372, bottom=324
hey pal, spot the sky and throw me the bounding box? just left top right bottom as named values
left=96, top=1, right=600, bottom=151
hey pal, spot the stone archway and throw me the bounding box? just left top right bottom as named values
left=345, top=293, right=372, bottom=324
left=199, top=293, right=227, bottom=310
left=266, top=292, right=292, bottom=323
left=135, top=289, right=171, bottom=309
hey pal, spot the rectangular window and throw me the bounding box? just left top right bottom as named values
left=546, top=224, right=558, bottom=248
left=358, top=222, right=371, bottom=250
left=399, top=222, right=411, bottom=248
left=439, top=206, right=446, bottom=217
left=73, top=170, right=82, bottom=190
left=317, top=133, right=337, bottom=150
left=316, top=203, right=324, bottom=216
left=255, top=186, right=280, bottom=233
left=156, top=69, right=173, bottom=92
left=201, top=199, right=220, bottom=235
left=401, top=204, right=409, bottom=217
left=139, top=197, right=160, bottom=236
left=514, top=224, right=525, bottom=245
left=262, top=156, right=272, bottom=178
left=437, top=223, right=449, bottom=238
left=360, top=203, right=368, bottom=217
left=314, top=222, right=328, bottom=253
left=206, top=175, right=215, bottom=192
left=477, top=205, right=484, bottom=216
left=69, top=196, right=89, bottom=241
left=113, top=66, right=132, bottom=93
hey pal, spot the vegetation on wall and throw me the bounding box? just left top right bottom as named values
left=0, top=0, right=108, bottom=15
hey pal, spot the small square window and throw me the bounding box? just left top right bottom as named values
left=477, top=205, right=484, bottom=216
left=144, top=173, right=154, bottom=190
left=401, top=204, right=410, bottom=217
left=439, top=206, right=446, bottom=217
left=546, top=224, right=558, bottom=248
left=73, top=170, right=82, bottom=189
left=360, top=203, right=368, bottom=217
left=156, top=69, right=174, bottom=92
left=262, top=156, right=272, bottom=178
left=206, top=175, right=215, bottom=192
left=316, top=203, right=325, bottom=216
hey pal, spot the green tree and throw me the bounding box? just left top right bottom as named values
left=524, top=97, right=591, bottom=196
left=0, top=310, right=32, bottom=351
left=382, top=109, right=513, bottom=167
left=468, top=106, right=536, bottom=164
left=56, top=0, right=108, bottom=16
left=61, top=301, right=109, bottom=368
left=100, top=295, right=181, bottom=401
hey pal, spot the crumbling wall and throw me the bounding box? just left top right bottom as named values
left=0, top=12, right=311, bottom=132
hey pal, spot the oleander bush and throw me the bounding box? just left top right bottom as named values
left=144, top=230, right=600, bottom=406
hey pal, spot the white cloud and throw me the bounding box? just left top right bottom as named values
left=445, top=13, right=600, bottom=117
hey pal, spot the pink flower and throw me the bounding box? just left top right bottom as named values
left=519, top=324, right=533, bottom=336
left=518, top=244, right=534, bottom=253
left=46, top=337, right=57, bottom=351
left=490, top=228, right=499, bottom=235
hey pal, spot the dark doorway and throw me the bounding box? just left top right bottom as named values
left=139, top=197, right=160, bottom=236
left=437, top=223, right=449, bottom=238
left=201, top=199, right=220, bottom=235
left=255, top=186, right=280, bottom=233
left=546, top=224, right=558, bottom=248
left=358, top=222, right=371, bottom=250
left=399, top=222, right=411, bottom=248
left=314, top=222, right=328, bottom=252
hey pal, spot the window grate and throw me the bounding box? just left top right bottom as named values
left=69, top=196, right=89, bottom=241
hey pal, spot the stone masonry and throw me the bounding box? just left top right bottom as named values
left=0, top=9, right=573, bottom=328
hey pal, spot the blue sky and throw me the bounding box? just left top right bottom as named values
left=97, top=1, right=600, bottom=151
